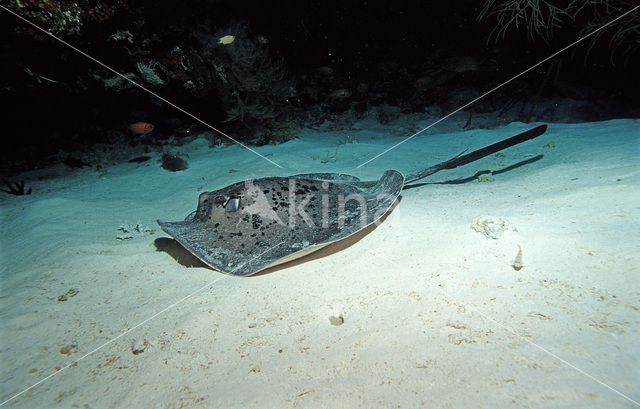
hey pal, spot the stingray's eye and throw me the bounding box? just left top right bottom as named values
left=225, top=196, right=240, bottom=212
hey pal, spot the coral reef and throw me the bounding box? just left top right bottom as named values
left=136, top=61, right=166, bottom=86
left=2, top=1, right=637, bottom=173
left=5, top=0, right=125, bottom=36
left=202, top=22, right=296, bottom=127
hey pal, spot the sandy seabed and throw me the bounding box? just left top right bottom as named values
left=1, top=118, right=639, bottom=408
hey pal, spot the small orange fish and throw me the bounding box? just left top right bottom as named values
left=128, top=122, right=155, bottom=135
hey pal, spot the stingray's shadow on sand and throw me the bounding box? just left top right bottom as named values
left=154, top=237, right=208, bottom=268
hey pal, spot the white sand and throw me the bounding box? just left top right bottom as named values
left=1, top=118, right=639, bottom=408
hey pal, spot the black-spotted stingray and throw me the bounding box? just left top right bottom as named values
left=158, top=125, right=547, bottom=276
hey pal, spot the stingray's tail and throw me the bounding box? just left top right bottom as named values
left=404, top=124, right=547, bottom=184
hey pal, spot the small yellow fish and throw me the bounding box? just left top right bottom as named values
left=218, top=35, right=235, bottom=45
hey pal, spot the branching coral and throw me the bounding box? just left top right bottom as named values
left=574, top=0, right=640, bottom=64
left=479, top=0, right=640, bottom=63
left=479, top=0, right=577, bottom=41
left=203, top=22, right=295, bottom=127
left=136, top=61, right=166, bottom=86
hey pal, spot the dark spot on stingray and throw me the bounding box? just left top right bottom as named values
left=295, top=189, right=305, bottom=195
left=310, top=185, right=319, bottom=191
left=218, top=235, right=224, bottom=239
left=263, top=189, right=269, bottom=194
left=214, top=223, right=220, bottom=228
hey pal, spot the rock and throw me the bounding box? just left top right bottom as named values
left=57, top=287, right=79, bottom=302
left=329, top=315, right=344, bottom=326
left=59, top=344, right=78, bottom=355
left=161, top=153, right=188, bottom=172
left=131, top=339, right=150, bottom=355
